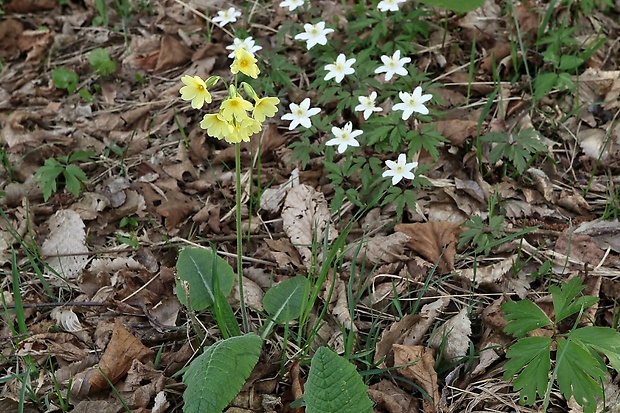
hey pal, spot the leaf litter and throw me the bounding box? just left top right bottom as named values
left=1, top=0, right=620, bottom=412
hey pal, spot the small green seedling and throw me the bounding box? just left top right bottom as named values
left=34, top=151, right=94, bottom=201
left=52, top=68, right=79, bottom=94
left=503, top=277, right=620, bottom=412
left=480, top=127, right=547, bottom=175
left=88, top=47, right=116, bottom=76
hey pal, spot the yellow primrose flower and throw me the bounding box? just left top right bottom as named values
left=253, top=96, right=280, bottom=122
left=221, top=96, right=254, bottom=122
left=200, top=113, right=234, bottom=140
left=226, top=117, right=262, bottom=144
left=179, top=75, right=212, bottom=109
left=231, top=48, right=260, bottom=79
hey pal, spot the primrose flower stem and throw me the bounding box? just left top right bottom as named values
left=235, top=143, right=249, bottom=333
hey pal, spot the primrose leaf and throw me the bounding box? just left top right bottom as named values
left=304, top=347, right=374, bottom=413
left=183, top=334, right=262, bottom=413
left=502, top=300, right=553, bottom=338
left=503, top=336, right=552, bottom=406
left=175, top=247, right=235, bottom=311
left=556, top=337, right=606, bottom=413
left=261, top=276, right=309, bottom=338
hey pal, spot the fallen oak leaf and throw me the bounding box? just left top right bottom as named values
left=70, top=319, right=153, bottom=398
left=393, top=344, right=440, bottom=413
left=395, top=222, right=460, bottom=273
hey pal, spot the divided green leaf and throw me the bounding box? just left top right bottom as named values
left=34, top=158, right=64, bottom=201
left=502, top=300, right=552, bottom=338
left=555, top=337, right=606, bottom=413
left=304, top=347, right=373, bottom=413
left=183, top=334, right=262, bottom=413
left=503, top=278, right=620, bottom=412
left=551, top=277, right=598, bottom=323
left=503, top=336, right=552, bottom=406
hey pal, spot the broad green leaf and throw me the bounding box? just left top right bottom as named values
left=52, top=68, right=79, bottom=93
left=261, top=276, right=309, bottom=339
left=534, top=72, right=558, bottom=101
left=304, top=347, right=373, bottom=413
left=176, top=247, right=235, bottom=312
left=572, top=326, right=620, bottom=372
left=502, top=300, right=552, bottom=338
left=88, top=47, right=116, bottom=76
left=556, top=337, right=606, bottom=413
left=183, top=334, right=262, bottom=413
left=417, top=0, right=484, bottom=13
left=503, top=336, right=552, bottom=406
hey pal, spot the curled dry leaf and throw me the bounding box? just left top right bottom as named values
left=395, top=222, right=460, bottom=273
left=429, top=308, right=472, bottom=360
left=393, top=344, right=440, bottom=413
left=50, top=307, right=83, bottom=332
left=331, top=278, right=356, bottom=331
left=374, top=298, right=448, bottom=367
left=281, top=184, right=338, bottom=268
left=344, top=232, right=410, bottom=265
left=117, top=359, right=166, bottom=410
left=41, top=209, right=89, bottom=279
left=458, top=254, right=517, bottom=287
left=368, top=379, right=419, bottom=413
left=17, top=332, right=87, bottom=362
left=71, top=319, right=153, bottom=398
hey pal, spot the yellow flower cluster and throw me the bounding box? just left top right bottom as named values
left=179, top=49, right=279, bottom=144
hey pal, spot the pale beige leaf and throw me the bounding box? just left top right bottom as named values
left=51, top=308, right=83, bottom=332
left=260, top=168, right=299, bottom=213
left=281, top=184, right=338, bottom=268
left=429, top=308, right=471, bottom=360
left=331, top=278, right=356, bottom=331
left=458, top=254, right=517, bottom=287
left=41, top=210, right=89, bottom=279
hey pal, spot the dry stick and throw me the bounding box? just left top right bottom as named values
left=1, top=301, right=185, bottom=336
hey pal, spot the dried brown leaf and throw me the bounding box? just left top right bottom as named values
left=368, top=379, right=419, bottom=413
left=458, top=254, right=516, bottom=287
left=428, top=119, right=478, bottom=146
left=393, top=344, right=439, bottom=413
left=71, top=319, right=153, bottom=398
left=345, top=232, right=410, bottom=265
left=395, top=222, right=460, bottom=273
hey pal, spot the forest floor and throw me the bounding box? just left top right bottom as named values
left=1, top=0, right=620, bottom=412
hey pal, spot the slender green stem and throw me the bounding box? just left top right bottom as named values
left=235, top=143, right=249, bottom=333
